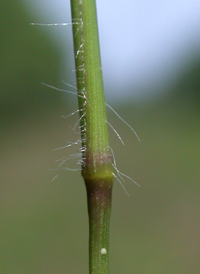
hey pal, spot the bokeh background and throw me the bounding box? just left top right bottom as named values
left=1, top=1, right=200, bottom=273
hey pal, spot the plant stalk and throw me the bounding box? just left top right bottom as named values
left=86, top=179, right=112, bottom=274
left=70, top=0, right=114, bottom=273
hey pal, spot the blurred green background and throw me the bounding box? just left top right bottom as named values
left=1, top=1, right=200, bottom=273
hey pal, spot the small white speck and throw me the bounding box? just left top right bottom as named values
left=101, top=248, right=107, bottom=255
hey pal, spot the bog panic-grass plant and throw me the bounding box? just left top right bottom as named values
left=70, top=0, right=140, bottom=273
left=70, top=0, right=114, bottom=273
left=32, top=0, right=140, bottom=273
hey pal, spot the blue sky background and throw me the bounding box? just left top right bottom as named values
left=22, top=0, right=200, bottom=102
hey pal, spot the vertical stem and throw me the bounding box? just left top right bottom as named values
left=70, top=0, right=110, bottom=164
left=86, top=179, right=113, bottom=274
left=70, top=0, right=115, bottom=273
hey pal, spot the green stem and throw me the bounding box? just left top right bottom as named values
left=70, top=0, right=114, bottom=273
left=70, top=0, right=109, bottom=158
left=86, top=179, right=113, bottom=274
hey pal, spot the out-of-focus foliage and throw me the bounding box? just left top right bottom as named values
left=0, top=1, right=67, bottom=125
left=168, top=54, right=200, bottom=109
